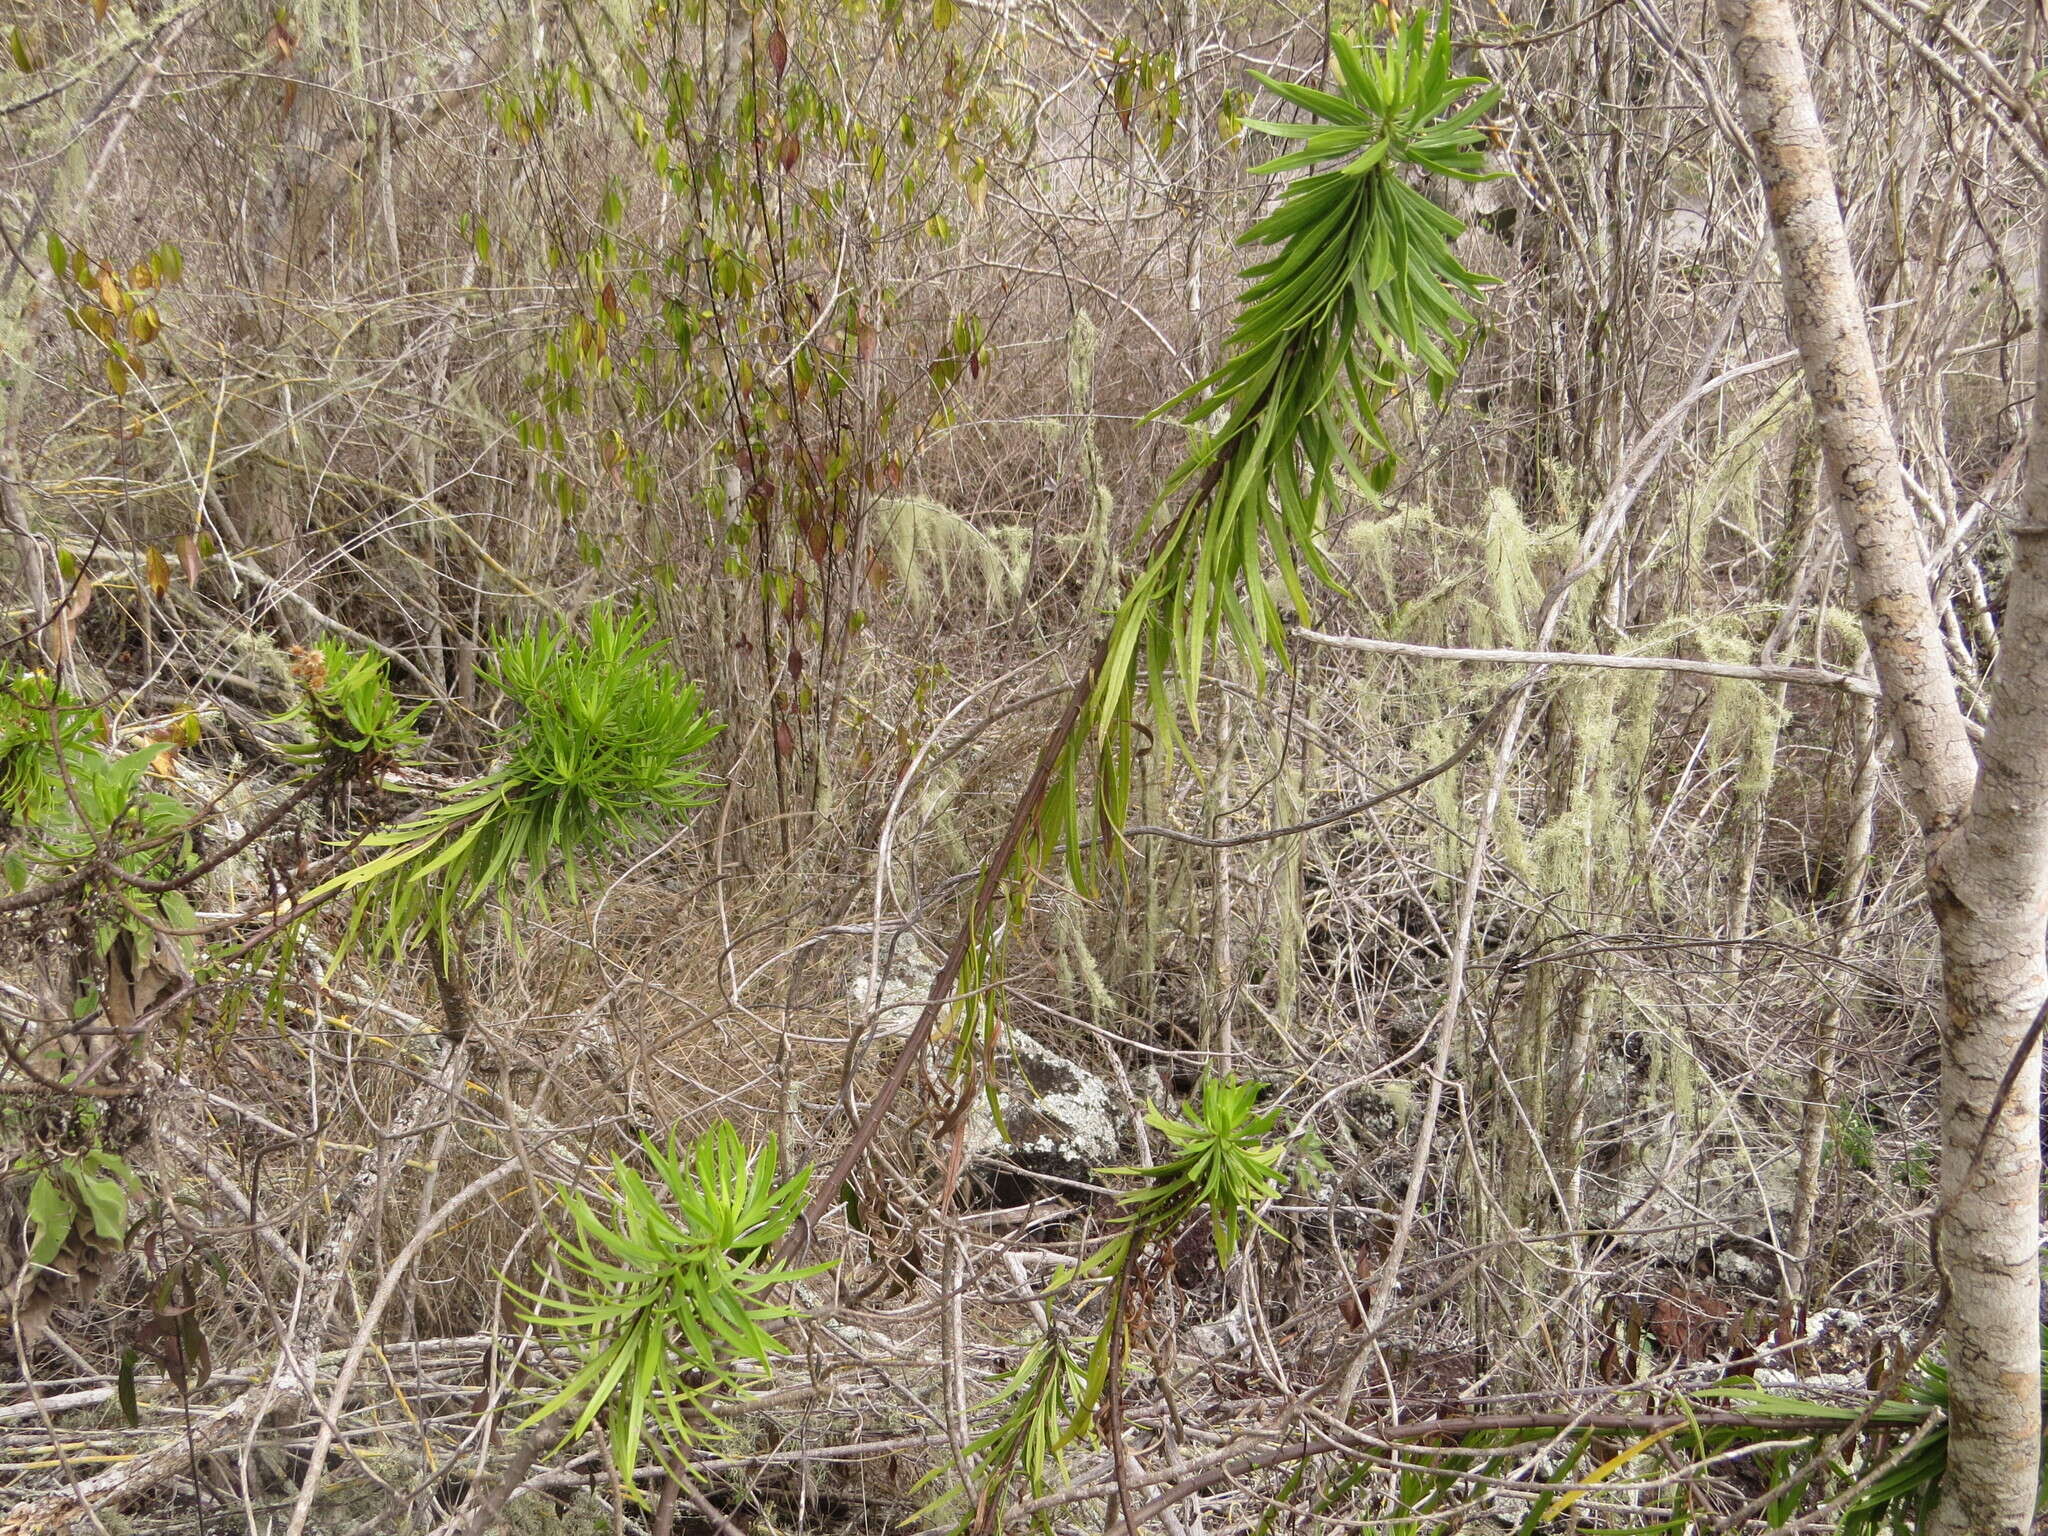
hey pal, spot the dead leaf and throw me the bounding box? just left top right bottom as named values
left=1645, top=1283, right=1733, bottom=1362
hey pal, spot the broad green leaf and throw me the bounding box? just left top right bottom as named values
left=71, top=1169, right=127, bottom=1243
left=27, top=1173, right=72, bottom=1265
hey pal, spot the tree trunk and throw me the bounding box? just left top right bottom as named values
left=1916, top=223, right=2048, bottom=1536
left=1715, top=0, right=2047, bottom=1529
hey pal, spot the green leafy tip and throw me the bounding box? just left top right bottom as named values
left=280, top=640, right=425, bottom=781
left=319, top=603, right=721, bottom=962
left=513, top=1123, right=830, bottom=1476
left=1036, top=9, right=1498, bottom=897
left=1097, top=1076, right=1290, bottom=1271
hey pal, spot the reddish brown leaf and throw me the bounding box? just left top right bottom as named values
left=1645, top=1283, right=1733, bottom=1362
left=135, top=1315, right=188, bottom=1391
left=773, top=719, right=795, bottom=758
left=765, top=25, right=788, bottom=79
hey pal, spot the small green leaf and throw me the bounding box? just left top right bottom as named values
left=117, top=1350, right=140, bottom=1426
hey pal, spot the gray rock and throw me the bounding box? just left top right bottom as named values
left=963, top=1027, right=1121, bottom=1202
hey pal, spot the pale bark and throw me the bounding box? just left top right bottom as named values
left=1916, top=224, right=2048, bottom=1536
left=1714, top=0, right=1976, bottom=828
left=1716, top=0, right=2047, bottom=1529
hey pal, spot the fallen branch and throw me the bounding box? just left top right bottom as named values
left=1290, top=626, right=1881, bottom=696
left=1098, top=1405, right=1938, bottom=1536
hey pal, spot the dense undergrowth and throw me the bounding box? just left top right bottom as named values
left=1, top=0, right=2040, bottom=1532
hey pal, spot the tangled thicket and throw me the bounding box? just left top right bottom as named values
left=0, top=0, right=2042, bottom=1533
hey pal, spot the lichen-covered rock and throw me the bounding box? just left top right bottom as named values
left=963, top=1028, right=1120, bottom=1205
left=1576, top=1034, right=1799, bottom=1291
left=847, top=943, right=939, bottom=1037
left=1592, top=1127, right=1797, bottom=1289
